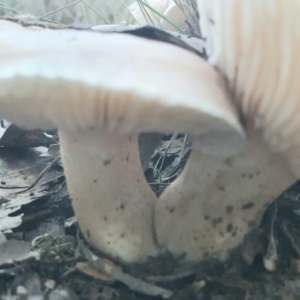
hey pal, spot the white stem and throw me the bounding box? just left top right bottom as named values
left=59, top=129, right=159, bottom=263
left=155, top=132, right=296, bottom=262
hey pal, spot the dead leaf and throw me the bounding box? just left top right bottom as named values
left=0, top=148, right=63, bottom=231
left=0, top=124, right=54, bottom=147
left=0, top=240, right=39, bottom=266
left=0, top=214, right=23, bottom=231
left=76, top=261, right=115, bottom=283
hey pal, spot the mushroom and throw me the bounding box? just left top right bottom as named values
left=197, top=0, right=300, bottom=175
left=0, top=20, right=244, bottom=263
left=128, top=0, right=186, bottom=31
left=3, top=1, right=297, bottom=265
left=154, top=1, right=300, bottom=262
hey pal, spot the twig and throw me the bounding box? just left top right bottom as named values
left=37, top=0, right=81, bottom=20
left=78, top=238, right=173, bottom=298
left=154, top=133, right=177, bottom=174
left=81, top=0, right=110, bottom=24
left=15, top=156, right=61, bottom=193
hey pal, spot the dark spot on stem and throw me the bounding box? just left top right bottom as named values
left=169, top=207, right=175, bottom=213
left=103, top=160, right=111, bottom=166
left=226, top=205, right=234, bottom=214
left=86, top=230, right=90, bottom=238
left=224, top=158, right=232, bottom=167
left=227, top=223, right=233, bottom=232
left=242, top=202, right=255, bottom=210
left=209, top=18, right=215, bottom=25
left=93, top=179, right=98, bottom=183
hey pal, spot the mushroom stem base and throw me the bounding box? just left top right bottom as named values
left=59, top=129, right=159, bottom=263
left=155, top=132, right=296, bottom=262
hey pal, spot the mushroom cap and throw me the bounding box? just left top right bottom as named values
left=0, top=20, right=245, bottom=156
left=198, top=0, right=300, bottom=173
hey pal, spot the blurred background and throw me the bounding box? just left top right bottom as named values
left=0, top=0, right=135, bottom=26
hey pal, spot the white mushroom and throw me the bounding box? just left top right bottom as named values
left=154, top=1, right=300, bottom=262
left=0, top=20, right=244, bottom=263
left=155, top=128, right=296, bottom=261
